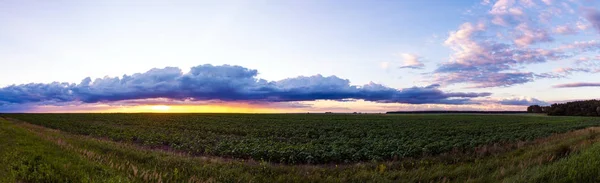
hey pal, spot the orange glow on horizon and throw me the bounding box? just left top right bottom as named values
left=31, top=103, right=301, bottom=113
left=26, top=100, right=526, bottom=113
left=150, top=105, right=171, bottom=111
left=119, top=104, right=292, bottom=113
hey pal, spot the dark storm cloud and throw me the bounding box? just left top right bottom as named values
left=0, top=82, right=75, bottom=103
left=0, top=64, right=491, bottom=106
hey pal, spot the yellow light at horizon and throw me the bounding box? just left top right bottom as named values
left=150, top=105, right=171, bottom=111
left=91, top=104, right=299, bottom=113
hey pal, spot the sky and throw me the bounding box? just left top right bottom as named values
left=1, top=0, right=600, bottom=113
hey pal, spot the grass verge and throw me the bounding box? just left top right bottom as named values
left=0, top=117, right=129, bottom=182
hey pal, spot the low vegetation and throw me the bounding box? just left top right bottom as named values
left=0, top=117, right=129, bottom=182
left=3, top=114, right=600, bottom=164
left=3, top=114, right=600, bottom=182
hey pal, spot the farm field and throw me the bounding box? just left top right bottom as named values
left=2, top=113, right=600, bottom=182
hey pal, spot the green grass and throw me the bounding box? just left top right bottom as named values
left=3, top=113, right=600, bottom=164
left=0, top=117, right=129, bottom=182
left=3, top=114, right=600, bottom=182
left=507, top=137, right=600, bottom=182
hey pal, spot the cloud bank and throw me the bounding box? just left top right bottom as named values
left=553, top=82, right=600, bottom=88
left=497, top=97, right=549, bottom=106
left=0, top=64, right=492, bottom=110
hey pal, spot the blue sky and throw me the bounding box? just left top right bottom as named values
left=1, top=0, right=600, bottom=112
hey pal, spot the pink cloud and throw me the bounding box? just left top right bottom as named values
left=399, top=53, right=425, bottom=69
left=554, top=25, right=578, bottom=35
left=514, top=23, right=553, bottom=47
left=432, top=0, right=600, bottom=88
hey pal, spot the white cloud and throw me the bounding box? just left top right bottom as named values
left=399, top=53, right=425, bottom=69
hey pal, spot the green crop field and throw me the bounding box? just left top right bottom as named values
left=3, top=113, right=600, bottom=182
left=5, top=113, right=600, bottom=164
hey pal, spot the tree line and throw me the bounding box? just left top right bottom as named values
left=528, top=100, right=600, bottom=116
left=387, top=111, right=527, bottom=114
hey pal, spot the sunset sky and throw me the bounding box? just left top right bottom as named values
left=1, top=0, right=600, bottom=113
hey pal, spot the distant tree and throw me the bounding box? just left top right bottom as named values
left=597, top=106, right=600, bottom=115
left=527, top=105, right=543, bottom=113
left=542, top=106, right=550, bottom=113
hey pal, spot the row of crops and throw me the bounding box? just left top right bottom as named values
left=2, top=113, right=599, bottom=164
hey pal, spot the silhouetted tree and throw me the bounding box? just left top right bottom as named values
left=542, top=106, right=550, bottom=113
left=545, top=100, right=600, bottom=116
left=527, top=105, right=543, bottom=113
